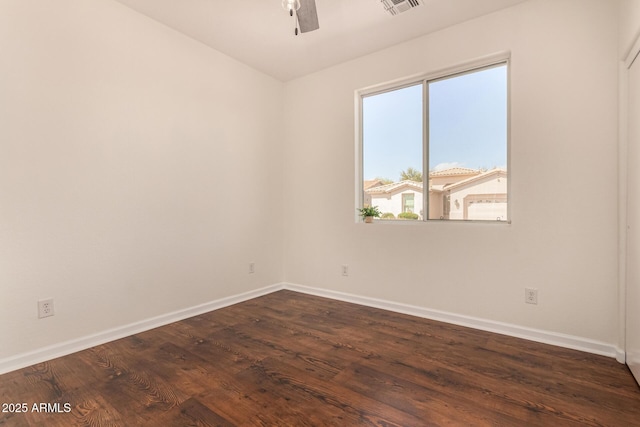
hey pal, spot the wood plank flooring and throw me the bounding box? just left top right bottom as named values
left=1, top=290, right=639, bottom=426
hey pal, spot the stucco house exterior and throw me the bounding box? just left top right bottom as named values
left=365, top=167, right=508, bottom=221
left=364, top=180, right=425, bottom=219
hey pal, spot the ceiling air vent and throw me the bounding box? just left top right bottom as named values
left=380, top=0, right=422, bottom=16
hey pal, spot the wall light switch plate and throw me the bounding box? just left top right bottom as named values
left=341, top=265, right=349, bottom=276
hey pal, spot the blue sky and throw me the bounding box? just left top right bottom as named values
left=362, top=65, right=507, bottom=181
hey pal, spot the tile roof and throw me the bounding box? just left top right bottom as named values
left=363, top=179, right=385, bottom=190
left=444, top=168, right=507, bottom=190
left=365, top=180, right=423, bottom=194
left=429, top=167, right=481, bottom=177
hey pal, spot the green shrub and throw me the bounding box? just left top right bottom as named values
left=381, top=212, right=395, bottom=219
left=398, top=212, right=419, bottom=220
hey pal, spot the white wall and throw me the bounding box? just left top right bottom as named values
left=620, top=0, right=640, bottom=371
left=620, top=0, right=640, bottom=58
left=0, top=0, right=284, bottom=360
left=283, top=0, right=620, bottom=345
left=0, top=0, right=625, bottom=368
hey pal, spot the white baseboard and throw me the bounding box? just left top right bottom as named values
left=282, top=283, right=623, bottom=361
left=0, top=281, right=624, bottom=375
left=0, top=284, right=284, bottom=375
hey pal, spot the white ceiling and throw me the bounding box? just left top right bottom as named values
left=113, top=0, right=528, bottom=81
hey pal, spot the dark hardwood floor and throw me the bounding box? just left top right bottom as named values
left=1, top=290, right=639, bottom=426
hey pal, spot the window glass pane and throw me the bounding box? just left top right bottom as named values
left=428, top=64, right=508, bottom=221
left=362, top=84, right=423, bottom=221
left=402, top=193, right=415, bottom=213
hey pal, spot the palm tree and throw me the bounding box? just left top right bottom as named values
left=375, top=176, right=394, bottom=184
left=400, top=167, right=422, bottom=182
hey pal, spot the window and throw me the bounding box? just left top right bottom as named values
left=402, top=193, right=415, bottom=213
left=359, top=57, right=509, bottom=222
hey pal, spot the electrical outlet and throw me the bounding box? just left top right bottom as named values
left=249, top=262, right=255, bottom=274
left=38, top=298, right=54, bottom=318
left=525, top=288, right=538, bottom=305
left=341, top=265, right=349, bottom=276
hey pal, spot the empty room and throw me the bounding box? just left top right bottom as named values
left=2, top=0, right=640, bottom=425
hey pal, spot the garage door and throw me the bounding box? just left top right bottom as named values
left=467, top=201, right=508, bottom=221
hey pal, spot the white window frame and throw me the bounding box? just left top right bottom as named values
left=355, top=52, right=511, bottom=224
left=402, top=193, right=415, bottom=213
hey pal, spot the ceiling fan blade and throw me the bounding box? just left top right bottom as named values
left=298, top=0, right=319, bottom=33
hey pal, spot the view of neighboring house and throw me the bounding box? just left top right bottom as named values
left=364, top=180, right=425, bottom=218
left=364, top=167, right=508, bottom=221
